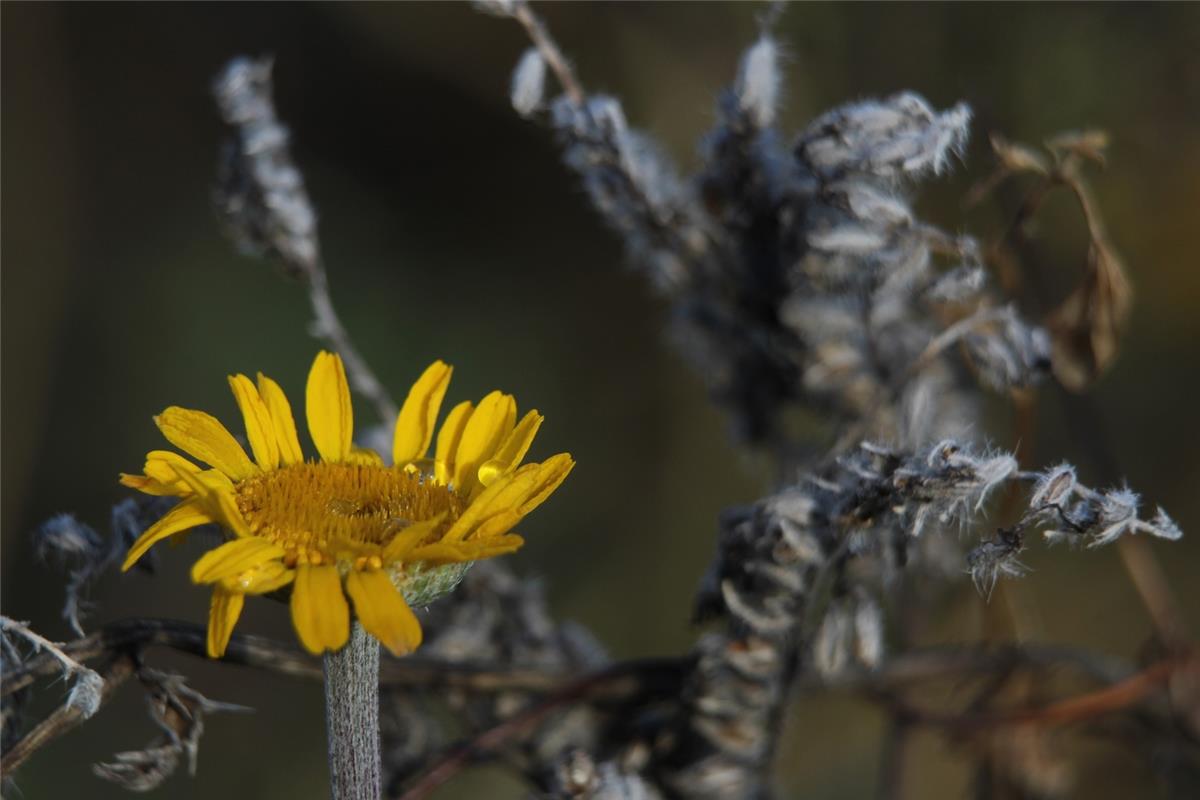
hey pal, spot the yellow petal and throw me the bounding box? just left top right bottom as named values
left=119, top=473, right=164, bottom=495
left=305, top=351, right=353, bottom=463
left=170, top=466, right=251, bottom=538
left=380, top=514, right=446, bottom=562
left=513, top=452, right=575, bottom=516
left=469, top=509, right=524, bottom=541
left=348, top=447, right=384, bottom=467
left=132, top=451, right=235, bottom=497
left=144, top=450, right=201, bottom=480
left=477, top=409, right=543, bottom=488
left=191, top=538, right=286, bottom=584
left=444, top=453, right=573, bottom=542
left=393, top=361, right=453, bottom=467
left=257, top=373, right=304, bottom=466
left=221, top=560, right=295, bottom=595
left=442, top=470, right=528, bottom=543
left=228, top=374, right=280, bottom=470
left=206, top=588, right=245, bottom=658
left=434, top=400, right=473, bottom=485
left=122, top=498, right=214, bottom=571
left=452, top=392, right=516, bottom=493
left=290, top=563, right=350, bottom=654
left=120, top=472, right=183, bottom=497
left=155, top=407, right=256, bottom=480
left=345, top=569, right=423, bottom=657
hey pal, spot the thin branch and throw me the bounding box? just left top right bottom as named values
left=1116, top=537, right=1192, bottom=650
left=212, top=56, right=398, bottom=426
left=0, top=654, right=136, bottom=776
left=967, top=130, right=1189, bottom=651
left=875, top=716, right=911, bottom=800
left=393, top=658, right=679, bottom=800
left=2, top=618, right=583, bottom=698
left=306, top=260, right=399, bottom=424
left=0, top=616, right=94, bottom=679
left=5, top=611, right=1178, bottom=789
left=869, top=653, right=1188, bottom=733
left=909, top=306, right=1012, bottom=376
left=509, top=1, right=585, bottom=106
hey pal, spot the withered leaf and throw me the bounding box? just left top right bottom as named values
left=1047, top=243, right=1132, bottom=391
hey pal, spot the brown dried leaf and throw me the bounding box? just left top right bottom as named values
left=92, top=670, right=250, bottom=791
left=93, top=744, right=182, bottom=792
left=991, top=133, right=1051, bottom=175
left=1047, top=244, right=1133, bottom=391
left=1045, top=130, right=1110, bottom=167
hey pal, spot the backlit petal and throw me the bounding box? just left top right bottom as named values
left=221, top=560, right=295, bottom=595
left=434, top=400, right=473, bottom=485
left=132, top=452, right=235, bottom=496
left=229, top=374, right=280, bottom=470
left=290, top=563, right=350, bottom=654
left=443, top=454, right=572, bottom=542
left=381, top=514, right=447, bottom=562
left=452, top=391, right=516, bottom=493
left=170, top=466, right=251, bottom=538
left=393, top=361, right=452, bottom=467
left=305, top=351, right=353, bottom=463
left=345, top=569, right=422, bottom=657
left=257, top=373, right=304, bottom=465
left=191, top=538, right=286, bottom=584
left=206, top=588, right=245, bottom=658
left=348, top=447, right=385, bottom=467
left=513, top=452, right=575, bottom=516
left=144, top=450, right=201, bottom=481
left=122, top=498, right=214, bottom=571
left=477, top=409, right=543, bottom=488
left=155, top=407, right=256, bottom=480
left=468, top=509, right=523, bottom=541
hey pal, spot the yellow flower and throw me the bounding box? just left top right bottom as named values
left=120, top=351, right=574, bottom=659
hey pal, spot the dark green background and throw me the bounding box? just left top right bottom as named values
left=3, top=2, right=1198, bottom=797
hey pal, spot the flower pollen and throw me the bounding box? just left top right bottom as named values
left=235, top=462, right=465, bottom=567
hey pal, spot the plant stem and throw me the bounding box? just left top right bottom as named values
left=324, top=622, right=381, bottom=800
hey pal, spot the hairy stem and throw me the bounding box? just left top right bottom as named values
left=324, top=623, right=381, bottom=800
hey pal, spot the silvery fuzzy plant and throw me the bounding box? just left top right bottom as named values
left=483, top=2, right=1192, bottom=798
left=5, top=5, right=1195, bottom=800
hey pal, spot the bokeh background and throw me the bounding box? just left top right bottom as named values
left=3, top=2, right=1198, bottom=798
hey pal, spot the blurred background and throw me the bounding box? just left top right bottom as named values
left=3, top=2, right=1198, bottom=798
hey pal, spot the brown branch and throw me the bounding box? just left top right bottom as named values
left=0, top=654, right=136, bottom=776
left=3, top=618, right=578, bottom=698
left=1116, top=537, right=1192, bottom=650
left=875, top=716, right=911, bottom=800
left=9, top=620, right=1145, bottom=711
left=969, top=132, right=1187, bottom=651
left=7, top=614, right=1180, bottom=793
left=306, top=260, right=398, bottom=425
left=510, top=1, right=585, bottom=106
left=871, top=653, right=1187, bottom=733
left=7, top=607, right=1180, bottom=799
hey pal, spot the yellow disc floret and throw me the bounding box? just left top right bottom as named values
left=235, top=462, right=465, bottom=566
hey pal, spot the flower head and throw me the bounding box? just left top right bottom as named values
left=121, top=352, right=573, bottom=658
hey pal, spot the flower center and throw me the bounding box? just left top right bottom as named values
left=234, top=462, right=463, bottom=567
